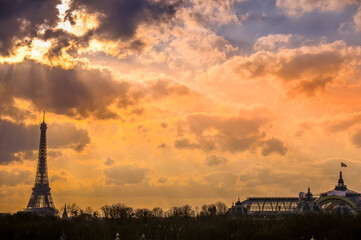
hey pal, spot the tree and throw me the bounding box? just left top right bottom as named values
left=168, top=205, right=194, bottom=217
left=101, top=203, right=134, bottom=219
left=200, top=204, right=216, bottom=217
left=152, top=207, right=164, bottom=218
left=215, top=201, right=228, bottom=215
left=135, top=208, right=153, bottom=221
left=84, top=207, right=94, bottom=216
left=199, top=202, right=228, bottom=217
left=67, top=203, right=81, bottom=217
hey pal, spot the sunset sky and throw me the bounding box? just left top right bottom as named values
left=2, top=0, right=361, bottom=213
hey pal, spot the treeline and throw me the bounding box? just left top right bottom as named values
left=59, top=201, right=228, bottom=219
left=2, top=204, right=361, bottom=240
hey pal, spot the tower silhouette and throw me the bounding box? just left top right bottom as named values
left=26, top=112, right=57, bottom=215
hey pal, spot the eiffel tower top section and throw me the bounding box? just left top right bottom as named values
left=36, top=111, right=48, bottom=185
left=26, top=112, right=56, bottom=215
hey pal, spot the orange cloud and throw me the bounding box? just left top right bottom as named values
left=175, top=110, right=287, bottom=156
left=196, top=40, right=361, bottom=98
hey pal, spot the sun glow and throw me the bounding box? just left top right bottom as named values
left=0, top=38, right=84, bottom=68
left=78, top=39, right=125, bottom=57
left=0, top=39, right=51, bottom=64
left=56, top=0, right=99, bottom=37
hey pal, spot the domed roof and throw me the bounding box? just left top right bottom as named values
left=322, top=171, right=361, bottom=197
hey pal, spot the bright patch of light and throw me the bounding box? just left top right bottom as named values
left=78, top=39, right=128, bottom=59
left=0, top=38, right=82, bottom=69
left=56, top=0, right=99, bottom=36
left=0, top=45, right=28, bottom=64
left=30, top=39, right=52, bottom=59
left=0, top=39, right=51, bottom=64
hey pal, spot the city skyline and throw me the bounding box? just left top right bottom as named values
left=2, top=0, right=361, bottom=213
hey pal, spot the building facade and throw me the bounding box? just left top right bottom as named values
left=229, top=171, right=361, bottom=216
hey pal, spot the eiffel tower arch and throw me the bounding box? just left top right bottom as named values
left=26, top=112, right=57, bottom=215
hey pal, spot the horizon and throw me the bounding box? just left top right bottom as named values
left=2, top=0, right=361, bottom=214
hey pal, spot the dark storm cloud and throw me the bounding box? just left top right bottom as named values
left=69, top=0, right=181, bottom=40
left=0, top=0, right=180, bottom=58
left=0, top=119, right=91, bottom=164
left=0, top=120, right=38, bottom=164
left=0, top=61, right=130, bottom=119
left=0, top=0, right=61, bottom=55
left=42, top=29, right=91, bottom=59
left=0, top=61, right=191, bottom=120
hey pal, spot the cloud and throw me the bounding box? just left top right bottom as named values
left=174, top=139, right=200, bottom=150
left=48, top=122, right=91, bottom=152
left=132, top=0, right=239, bottom=69
left=0, top=120, right=38, bottom=164
left=0, top=61, right=129, bottom=119
left=0, top=0, right=182, bottom=69
left=104, top=157, right=115, bottom=166
left=205, top=155, right=228, bottom=166
left=326, top=112, right=361, bottom=133
left=0, top=119, right=90, bottom=164
left=70, top=0, right=180, bottom=41
left=48, top=150, right=63, bottom=158
left=238, top=167, right=304, bottom=194
left=157, top=143, right=167, bottom=149
left=276, top=0, right=358, bottom=16
left=175, top=110, right=288, bottom=156
left=104, top=165, right=149, bottom=185
left=0, top=61, right=191, bottom=120
left=0, top=0, right=238, bottom=71
left=199, top=41, right=360, bottom=97
left=143, top=24, right=236, bottom=69
left=181, top=0, right=240, bottom=26
left=0, top=169, right=32, bottom=186
left=256, top=41, right=355, bottom=97
left=0, top=0, right=60, bottom=55
left=204, top=172, right=238, bottom=187
left=261, top=138, right=288, bottom=156
left=50, top=174, right=67, bottom=183
left=157, top=177, right=168, bottom=184
left=147, top=79, right=190, bottom=99
left=254, top=34, right=293, bottom=51
left=351, top=129, right=361, bottom=148
left=354, top=6, right=361, bottom=32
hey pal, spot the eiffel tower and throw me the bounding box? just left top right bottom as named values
left=26, top=112, right=57, bottom=215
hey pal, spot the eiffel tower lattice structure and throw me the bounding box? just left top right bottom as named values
left=26, top=112, right=57, bottom=215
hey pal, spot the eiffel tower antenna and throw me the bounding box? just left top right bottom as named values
left=26, top=112, right=57, bottom=215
